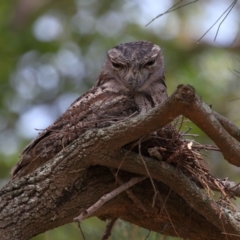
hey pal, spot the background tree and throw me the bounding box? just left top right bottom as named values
left=0, top=0, right=240, bottom=239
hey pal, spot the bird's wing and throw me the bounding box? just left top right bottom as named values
left=11, top=84, right=138, bottom=178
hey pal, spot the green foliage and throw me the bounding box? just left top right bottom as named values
left=32, top=218, right=178, bottom=240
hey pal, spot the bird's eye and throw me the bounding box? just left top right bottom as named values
left=145, top=59, right=155, bottom=66
left=112, top=62, right=122, bottom=69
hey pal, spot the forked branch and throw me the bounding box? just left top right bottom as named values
left=1, top=85, right=240, bottom=240
left=103, top=84, right=240, bottom=166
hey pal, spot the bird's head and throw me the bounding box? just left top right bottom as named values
left=97, top=41, right=166, bottom=94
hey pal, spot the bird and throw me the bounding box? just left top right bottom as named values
left=11, top=41, right=167, bottom=179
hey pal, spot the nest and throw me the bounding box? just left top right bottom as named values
left=124, top=122, right=233, bottom=203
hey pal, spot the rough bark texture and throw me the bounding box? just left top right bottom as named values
left=1, top=85, right=240, bottom=240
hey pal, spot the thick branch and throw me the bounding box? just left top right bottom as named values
left=1, top=85, right=240, bottom=239
left=93, top=149, right=240, bottom=238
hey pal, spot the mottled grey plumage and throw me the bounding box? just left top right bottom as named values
left=11, top=41, right=167, bottom=178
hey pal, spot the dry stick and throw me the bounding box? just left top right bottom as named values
left=191, top=143, right=220, bottom=151
left=77, top=222, right=86, bottom=240
left=110, top=169, right=147, bottom=212
left=139, top=142, right=158, bottom=207
left=144, top=230, right=151, bottom=240
left=212, top=179, right=240, bottom=198
left=182, top=133, right=198, bottom=137
left=74, top=176, right=147, bottom=222
left=157, top=188, right=180, bottom=238
left=213, top=179, right=229, bottom=201
left=181, top=127, right=192, bottom=135
left=101, top=218, right=117, bottom=240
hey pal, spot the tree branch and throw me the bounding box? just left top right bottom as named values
left=74, top=176, right=146, bottom=222
left=97, top=84, right=240, bottom=166
left=95, top=149, right=240, bottom=238
left=1, top=85, right=240, bottom=239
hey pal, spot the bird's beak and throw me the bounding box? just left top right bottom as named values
left=125, top=68, right=142, bottom=91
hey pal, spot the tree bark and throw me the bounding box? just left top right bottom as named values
left=1, top=85, right=240, bottom=240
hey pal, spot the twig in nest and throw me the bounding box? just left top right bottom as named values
left=182, top=133, right=199, bottom=137
left=74, top=176, right=146, bottom=222
left=181, top=127, right=192, bottom=135
left=110, top=169, right=147, bottom=212
left=213, top=179, right=229, bottom=202
left=144, top=127, right=233, bottom=204
left=101, top=218, right=117, bottom=240
left=210, top=179, right=240, bottom=198
left=190, top=142, right=220, bottom=151
left=139, top=141, right=158, bottom=207
left=170, top=140, right=234, bottom=204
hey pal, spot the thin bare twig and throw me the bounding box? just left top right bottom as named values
left=157, top=190, right=180, bottom=238
left=182, top=133, right=199, bottom=137
left=191, top=143, right=220, bottom=151
left=144, top=230, right=151, bottom=240
left=139, top=141, right=158, bottom=207
left=146, top=0, right=198, bottom=26
left=181, top=127, right=192, bottom=135
left=74, top=176, right=146, bottom=222
left=211, top=179, right=240, bottom=198
left=77, top=222, right=86, bottom=240
left=197, top=0, right=237, bottom=43
left=214, top=0, right=237, bottom=41
left=101, top=218, right=117, bottom=240
left=110, top=169, right=147, bottom=212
